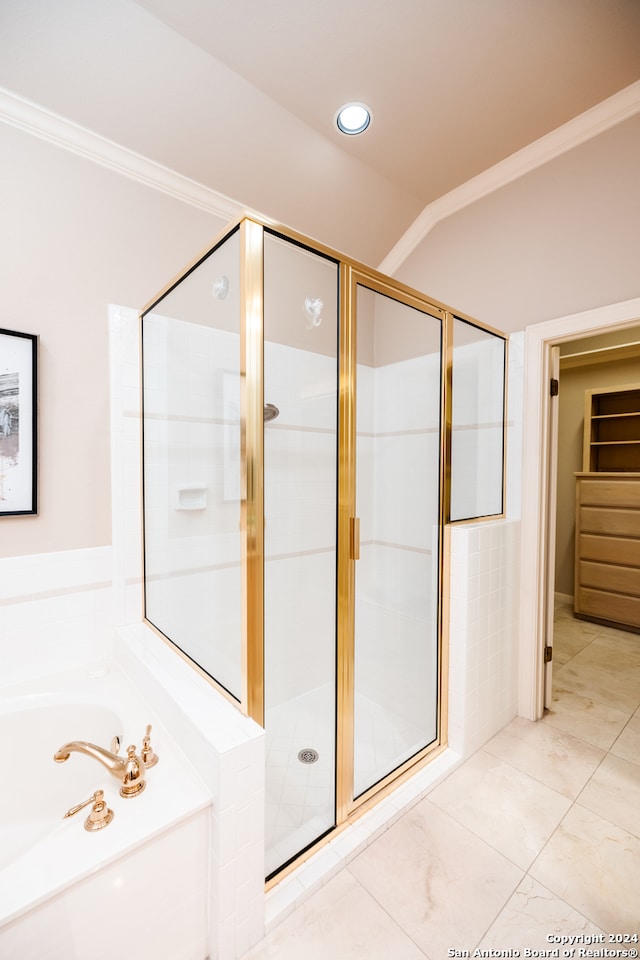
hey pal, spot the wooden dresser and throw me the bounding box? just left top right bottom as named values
left=574, top=384, right=640, bottom=632
left=574, top=473, right=640, bottom=631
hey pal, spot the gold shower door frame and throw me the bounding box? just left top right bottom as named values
left=239, top=215, right=455, bottom=858
left=335, top=263, right=450, bottom=825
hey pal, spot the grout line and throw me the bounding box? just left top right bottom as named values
left=0, top=580, right=112, bottom=606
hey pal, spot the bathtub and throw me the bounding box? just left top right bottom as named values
left=0, top=665, right=212, bottom=960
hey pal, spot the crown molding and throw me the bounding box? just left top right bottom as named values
left=379, top=79, right=640, bottom=276
left=3, top=80, right=640, bottom=271
left=0, top=86, right=244, bottom=221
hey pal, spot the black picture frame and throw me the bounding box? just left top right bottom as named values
left=0, top=328, right=38, bottom=516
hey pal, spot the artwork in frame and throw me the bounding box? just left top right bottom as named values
left=0, top=328, right=38, bottom=516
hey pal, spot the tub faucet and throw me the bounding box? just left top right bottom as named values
left=54, top=741, right=146, bottom=798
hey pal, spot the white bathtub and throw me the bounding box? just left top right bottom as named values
left=0, top=665, right=212, bottom=960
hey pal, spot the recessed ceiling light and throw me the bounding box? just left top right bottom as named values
left=336, top=102, right=371, bottom=136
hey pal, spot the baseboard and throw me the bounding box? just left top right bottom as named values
left=554, top=592, right=574, bottom=605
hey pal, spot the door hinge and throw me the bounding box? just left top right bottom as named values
left=544, top=645, right=553, bottom=663
left=550, top=378, right=559, bottom=397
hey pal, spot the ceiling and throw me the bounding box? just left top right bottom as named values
left=1, top=0, right=640, bottom=265
left=132, top=0, right=640, bottom=206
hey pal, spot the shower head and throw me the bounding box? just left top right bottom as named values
left=264, top=403, right=279, bottom=423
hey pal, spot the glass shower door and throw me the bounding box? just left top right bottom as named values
left=352, top=282, right=443, bottom=798
left=262, top=232, right=339, bottom=877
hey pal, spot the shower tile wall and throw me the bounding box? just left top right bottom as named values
left=263, top=337, right=338, bottom=874
left=451, top=335, right=507, bottom=519
left=447, top=331, right=524, bottom=757
left=447, top=519, right=521, bottom=756
left=356, top=351, right=441, bottom=746
left=141, top=312, right=243, bottom=696
left=263, top=340, right=337, bottom=711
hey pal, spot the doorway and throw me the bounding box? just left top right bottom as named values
left=547, top=325, right=640, bottom=701
left=518, top=296, right=640, bottom=721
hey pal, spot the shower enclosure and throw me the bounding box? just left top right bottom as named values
left=140, top=216, right=507, bottom=879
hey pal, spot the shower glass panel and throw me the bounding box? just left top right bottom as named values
left=262, top=232, right=339, bottom=877
left=142, top=228, right=243, bottom=700
left=450, top=317, right=506, bottom=521
left=139, top=215, right=510, bottom=880
left=353, top=285, right=442, bottom=798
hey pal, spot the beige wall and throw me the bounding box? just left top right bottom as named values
left=395, top=114, right=640, bottom=335
left=555, top=354, right=640, bottom=597
left=0, top=122, right=226, bottom=558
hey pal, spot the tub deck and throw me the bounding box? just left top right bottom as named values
left=0, top=665, right=211, bottom=929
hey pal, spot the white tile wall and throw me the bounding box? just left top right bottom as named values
left=506, top=331, right=524, bottom=519
left=0, top=545, right=114, bottom=688
left=447, top=519, right=521, bottom=756
left=451, top=334, right=508, bottom=520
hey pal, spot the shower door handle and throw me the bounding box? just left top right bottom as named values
left=349, top=517, right=360, bottom=560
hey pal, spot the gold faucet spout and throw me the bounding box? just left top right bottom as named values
left=54, top=741, right=126, bottom=777
left=54, top=738, right=147, bottom=799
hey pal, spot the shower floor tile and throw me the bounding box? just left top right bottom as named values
left=265, top=686, right=428, bottom=876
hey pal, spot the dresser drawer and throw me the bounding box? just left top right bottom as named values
left=578, top=560, right=640, bottom=595
left=576, top=586, right=640, bottom=630
left=578, top=534, right=640, bottom=568
left=577, top=477, right=640, bottom=509
left=578, top=506, right=640, bottom=538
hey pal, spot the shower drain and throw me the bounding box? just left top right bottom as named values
left=297, top=748, right=319, bottom=765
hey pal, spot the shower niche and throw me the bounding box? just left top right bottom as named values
left=140, top=216, right=507, bottom=880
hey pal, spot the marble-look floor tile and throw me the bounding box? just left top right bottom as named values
left=530, top=804, right=640, bottom=931
left=578, top=632, right=640, bottom=670
left=484, top=716, right=604, bottom=799
left=348, top=798, right=522, bottom=959
left=552, top=621, right=598, bottom=665
left=428, top=750, right=571, bottom=869
left=543, top=685, right=630, bottom=749
left=243, top=869, right=426, bottom=960
left=554, top=614, right=601, bottom=636
left=610, top=714, right=640, bottom=767
left=578, top=753, right=640, bottom=838
left=552, top=644, right=580, bottom=668
left=589, top=624, right=640, bottom=654
left=478, top=875, right=606, bottom=951
left=553, top=657, right=640, bottom=715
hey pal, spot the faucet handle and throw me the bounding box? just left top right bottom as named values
left=120, top=745, right=146, bottom=798
left=141, top=724, right=159, bottom=769
left=64, top=789, right=114, bottom=832
left=110, top=735, right=121, bottom=755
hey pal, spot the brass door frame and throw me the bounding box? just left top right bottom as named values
left=241, top=218, right=265, bottom=725
left=336, top=265, right=449, bottom=821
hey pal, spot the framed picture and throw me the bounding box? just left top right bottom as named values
left=0, top=328, right=38, bottom=516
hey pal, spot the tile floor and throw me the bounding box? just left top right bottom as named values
left=243, top=599, right=640, bottom=959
